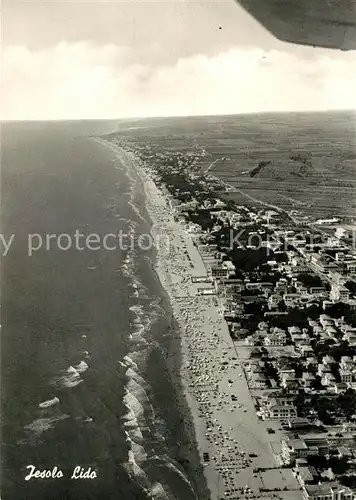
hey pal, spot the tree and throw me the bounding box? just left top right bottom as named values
left=345, top=281, right=356, bottom=297
left=275, top=252, right=289, bottom=263
left=305, top=304, right=322, bottom=319
left=296, top=273, right=323, bottom=287
left=340, top=475, right=356, bottom=489
left=329, top=457, right=349, bottom=475
left=307, top=455, right=328, bottom=469
left=337, top=389, right=356, bottom=420
left=278, top=300, right=287, bottom=312
left=310, top=375, right=323, bottom=391
left=325, top=302, right=348, bottom=318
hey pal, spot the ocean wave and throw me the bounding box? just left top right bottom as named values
left=123, top=251, right=135, bottom=264
left=129, top=331, right=148, bottom=345
left=121, top=265, right=133, bottom=279
left=122, top=361, right=152, bottom=456
left=129, top=304, right=144, bottom=315
left=129, top=328, right=148, bottom=345
left=131, top=279, right=149, bottom=299
left=123, top=408, right=138, bottom=425
left=126, top=426, right=144, bottom=441
left=121, top=250, right=135, bottom=277
left=74, top=360, right=89, bottom=374
left=124, top=351, right=148, bottom=374
left=125, top=379, right=153, bottom=421
left=129, top=304, right=155, bottom=343
left=23, top=414, right=70, bottom=441
left=123, top=161, right=147, bottom=224
left=123, top=457, right=150, bottom=490
left=121, top=267, right=131, bottom=278
left=149, top=456, right=195, bottom=496
left=51, top=365, right=83, bottom=389
left=116, top=216, right=139, bottom=231
left=125, top=367, right=147, bottom=387
left=123, top=355, right=139, bottom=371
left=123, top=391, right=144, bottom=420
left=163, top=459, right=194, bottom=489
left=123, top=433, right=151, bottom=491
left=123, top=460, right=148, bottom=487
left=38, top=397, right=60, bottom=409
left=131, top=318, right=145, bottom=329
left=126, top=438, right=147, bottom=463
left=127, top=379, right=149, bottom=406
left=128, top=198, right=147, bottom=224
left=124, top=373, right=157, bottom=449
left=150, top=482, right=170, bottom=500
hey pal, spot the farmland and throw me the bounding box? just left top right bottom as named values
left=111, top=110, right=356, bottom=220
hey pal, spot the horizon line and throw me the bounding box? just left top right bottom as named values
left=1, top=108, right=355, bottom=124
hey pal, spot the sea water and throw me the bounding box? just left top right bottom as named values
left=1, top=121, right=201, bottom=500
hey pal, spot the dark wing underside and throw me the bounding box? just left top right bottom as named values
left=236, top=0, right=356, bottom=50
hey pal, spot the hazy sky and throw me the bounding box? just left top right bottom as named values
left=2, top=0, right=356, bottom=119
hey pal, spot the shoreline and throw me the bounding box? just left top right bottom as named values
left=95, top=137, right=292, bottom=500
left=93, top=137, right=210, bottom=499
left=120, top=143, right=219, bottom=499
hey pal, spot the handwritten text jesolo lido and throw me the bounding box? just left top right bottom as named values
left=25, top=465, right=97, bottom=481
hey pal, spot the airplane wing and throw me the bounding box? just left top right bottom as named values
left=236, top=0, right=356, bottom=50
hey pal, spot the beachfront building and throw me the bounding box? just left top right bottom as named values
left=208, top=260, right=235, bottom=280
left=300, top=436, right=330, bottom=456
left=302, top=483, right=353, bottom=500
left=209, top=265, right=229, bottom=279
left=216, top=278, right=244, bottom=295
left=251, top=372, right=269, bottom=389
left=282, top=436, right=330, bottom=465
left=185, top=222, right=202, bottom=234
left=287, top=418, right=313, bottom=431
left=282, top=439, right=309, bottom=464
left=263, top=398, right=297, bottom=420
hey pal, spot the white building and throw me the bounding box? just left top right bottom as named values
left=330, top=284, right=350, bottom=302
left=264, top=329, right=287, bottom=346
left=264, top=398, right=297, bottom=420
left=303, top=483, right=353, bottom=500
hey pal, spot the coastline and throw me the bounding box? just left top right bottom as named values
left=93, top=137, right=210, bottom=499
left=95, top=137, right=287, bottom=500
left=117, top=141, right=219, bottom=499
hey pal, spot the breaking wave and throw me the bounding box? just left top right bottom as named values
left=51, top=365, right=84, bottom=389
left=21, top=413, right=70, bottom=444
left=150, top=482, right=170, bottom=500
left=74, top=360, right=89, bottom=374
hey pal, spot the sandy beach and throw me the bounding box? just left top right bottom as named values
left=97, top=138, right=303, bottom=500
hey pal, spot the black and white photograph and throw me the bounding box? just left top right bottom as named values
left=1, top=1, right=356, bottom=499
